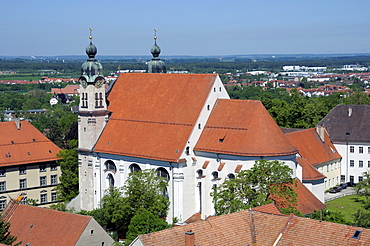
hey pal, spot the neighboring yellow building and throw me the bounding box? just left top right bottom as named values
left=0, top=120, right=61, bottom=209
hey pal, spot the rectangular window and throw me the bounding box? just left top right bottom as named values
left=19, top=167, right=26, bottom=175
left=350, top=146, right=354, bottom=153
left=350, top=160, right=354, bottom=167
left=19, top=179, right=27, bottom=189
left=51, top=193, right=57, bottom=202
left=327, top=165, right=329, bottom=172
left=40, top=194, right=47, bottom=204
left=0, top=200, right=6, bottom=210
left=0, top=169, right=5, bottom=177
left=50, top=164, right=57, bottom=171
left=368, top=160, right=370, bottom=168
left=359, top=147, right=363, bottom=153
left=40, top=165, right=46, bottom=172
left=341, top=175, right=345, bottom=183
left=40, top=176, right=46, bottom=186
left=359, top=160, right=364, bottom=168
left=350, top=176, right=354, bottom=183
left=368, top=147, right=370, bottom=154
left=359, top=176, right=363, bottom=182
left=0, top=182, right=5, bottom=192
left=51, top=175, right=57, bottom=185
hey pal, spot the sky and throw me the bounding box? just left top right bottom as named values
left=1, top=0, right=370, bottom=57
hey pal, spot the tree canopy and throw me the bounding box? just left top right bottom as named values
left=0, top=218, right=17, bottom=245
left=56, top=139, right=79, bottom=202
left=212, top=160, right=299, bottom=216
left=87, top=169, right=170, bottom=241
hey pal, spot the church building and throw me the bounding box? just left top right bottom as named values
left=77, top=33, right=324, bottom=222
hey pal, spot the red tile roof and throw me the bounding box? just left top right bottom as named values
left=94, top=73, right=217, bottom=162
left=297, top=157, right=326, bottom=181
left=194, top=99, right=298, bottom=156
left=285, top=128, right=341, bottom=166
left=296, top=179, right=325, bottom=214
left=51, top=84, right=80, bottom=95
left=0, top=121, right=61, bottom=166
left=252, top=203, right=283, bottom=215
left=2, top=201, right=92, bottom=245
left=137, top=208, right=370, bottom=245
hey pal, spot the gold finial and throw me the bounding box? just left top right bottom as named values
left=154, top=28, right=157, bottom=40
left=89, top=27, right=93, bottom=40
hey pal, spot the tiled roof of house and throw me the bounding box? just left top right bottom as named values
left=2, top=201, right=92, bottom=245
left=0, top=121, right=61, bottom=166
left=296, top=179, right=325, bottom=214
left=285, top=128, right=341, bottom=167
left=51, top=84, right=80, bottom=95
left=297, top=157, right=326, bottom=181
left=318, top=104, right=370, bottom=142
left=94, top=73, right=218, bottom=162
left=194, top=99, right=298, bottom=156
left=137, top=208, right=370, bottom=245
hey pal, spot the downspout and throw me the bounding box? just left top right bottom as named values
left=346, top=141, right=349, bottom=182
left=170, top=162, right=174, bottom=222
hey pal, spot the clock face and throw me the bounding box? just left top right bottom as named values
left=79, top=78, right=88, bottom=89
left=95, top=79, right=104, bottom=88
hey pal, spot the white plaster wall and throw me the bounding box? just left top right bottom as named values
left=335, top=142, right=370, bottom=183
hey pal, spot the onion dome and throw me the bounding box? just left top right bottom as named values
left=80, top=28, right=103, bottom=82
left=148, top=29, right=166, bottom=73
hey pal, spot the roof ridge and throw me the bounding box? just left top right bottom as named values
left=111, top=118, right=192, bottom=126
left=205, top=125, right=248, bottom=131
left=0, top=140, right=50, bottom=147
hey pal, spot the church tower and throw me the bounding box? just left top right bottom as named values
left=78, top=28, right=108, bottom=151
left=148, top=29, right=166, bottom=73
left=78, top=29, right=109, bottom=210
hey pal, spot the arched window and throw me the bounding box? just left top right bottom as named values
left=185, top=146, right=190, bottom=155
left=227, top=173, right=235, bottom=179
left=157, top=167, right=170, bottom=182
left=129, top=163, right=141, bottom=174
left=107, top=173, right=114, bottom=188
left=104, top=160, right=117, bottom=173
left=197, top=169, right=203, bottom=178
left=212, top=171, right=218, bottom=180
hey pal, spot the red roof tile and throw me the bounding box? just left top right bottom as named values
left=194, top=99, right=298, bottom=156
left=202, top=160, right=210, bottom=169
left=2, top=202, right=91, bottom=245
left=297, top=157, right=326, bottom=181
left=296, top=179, right=325, bottom=214
left=285, top=128, right=341, bottom=166
left=0, top=121, right=61, bottom=166
left=95, top=73, right=217, bottom=162
left=137, top=209, right=370, bottom=245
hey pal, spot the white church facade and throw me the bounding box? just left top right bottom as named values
left=77, top=36, right=325, bottom=222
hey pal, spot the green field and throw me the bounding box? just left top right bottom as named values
left=326, top=195, right=364, bottom=223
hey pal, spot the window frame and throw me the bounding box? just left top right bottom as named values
left=40, top=176, right=47, bottom=186
left=19, top=179, right=27, bottom=189
left=51, top=175, right=57, bottom=185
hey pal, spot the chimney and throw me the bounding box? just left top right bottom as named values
left=348, top=107, right=352, bottom=117
left=14, top=118, right=21, bottom=130
left=185, top=231, right=195, bottom=246
left=315, top=125, right=325, bottom=142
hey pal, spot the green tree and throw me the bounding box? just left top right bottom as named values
left=125, top=208, right=169, bottom=246
left=56, top=139, right=79, bottom=202
left=212, top=160, right=298, bottom=216
left=308, top=209, right=348, bottom=224
left=91, top=169, right=170, bottom=239
left=353, top=209, right=370, bottom=228
left=0, top=218, right=17, bottom=245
